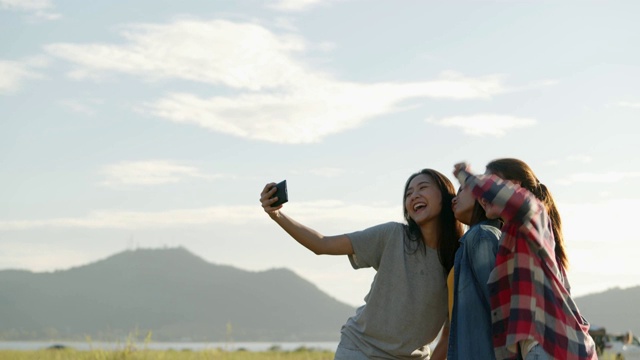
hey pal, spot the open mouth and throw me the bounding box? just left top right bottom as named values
left=413, top=203, right=427, bottom=212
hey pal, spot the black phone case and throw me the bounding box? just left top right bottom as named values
left=271, top=180, right=288, bottom=206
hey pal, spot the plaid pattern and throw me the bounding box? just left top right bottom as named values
left=458, top=170, right=597, bottom=360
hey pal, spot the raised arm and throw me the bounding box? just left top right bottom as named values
left=260, top=182, right=354, bottom=255
left=453, top=163, right=543, bottom=225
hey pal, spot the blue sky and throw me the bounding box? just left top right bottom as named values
left=1, top=0, right=639, bottom=307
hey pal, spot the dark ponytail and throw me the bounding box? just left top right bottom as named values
left=486, top=159, right=568, bottom=269
left=537, top=183, right=567, bottom=269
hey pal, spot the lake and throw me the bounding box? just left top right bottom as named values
left=0, top=341, right=339, bottom=352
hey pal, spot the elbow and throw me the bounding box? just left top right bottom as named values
left=311, top=246, right=329, bottom=255
left=309, top=235, right=333, bottom=255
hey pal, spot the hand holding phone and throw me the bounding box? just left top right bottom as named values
left=270, top=180, right=288, bottom=206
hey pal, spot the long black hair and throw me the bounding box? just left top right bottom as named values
left=486, top=158, right=568, bottom=269
left=403, top=169, right=464, bottom=273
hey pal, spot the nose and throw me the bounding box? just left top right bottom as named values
left=452, top=196, right=458, bottom=205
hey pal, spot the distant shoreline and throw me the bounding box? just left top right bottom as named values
left=0, top=341, right=339, bottom=352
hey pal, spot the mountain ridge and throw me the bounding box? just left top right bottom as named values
left=573, top=285, right=640, bottom=337
left=0, top=247, right=355, bottom=341
left=0, top=247, right=636, bottom=341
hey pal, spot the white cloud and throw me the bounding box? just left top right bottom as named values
left=142, top=72, right=508, bottom=144
left=508, top=78, right=559, bottom=92
left=290, top=167, right=345, bottom=177
left=268, top=0, right=327, bottom=12
left=545, top=155, right=593, bottom=166
left=46, top=19, right=309, bottom=91
left=0, top=200, right=400, bottom=230
left=59, top=98, right=104, bottom=115
left=561, top=199, right=640, bottom=244
left=553, top=199, right=640, bottom=296
left=100, top=160, right=225, bottom=187
left=1, top=0, right=50, bottom=10
left=0, top=207, right=255, bottom=230
left=0, top=59, right=43, bottom=94
left=427, top=114, right=537, bottom=137
left=556, top=171, right=640, bottom=185
left=45, top=19, right=512, bottom=143
left=565, top=155, right=592, bottom=164
left=308, top=167, right=345, bottom=178
left=0, top=243, right=89, bottom=272
left=616, top=101, right=640, bottom=108
left=0, top=0, right=60, bottom=20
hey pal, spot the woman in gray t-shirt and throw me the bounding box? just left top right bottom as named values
left=259, top=169, right=463, bottom=360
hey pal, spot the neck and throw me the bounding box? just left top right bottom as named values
left=420, top=222, right=439, bottom=249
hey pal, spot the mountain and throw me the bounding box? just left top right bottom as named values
left=3, top=246, right=634, bottom=343
left=0, top=247, right=356, bottom=342
left=575, top=286, right=640, bottom=337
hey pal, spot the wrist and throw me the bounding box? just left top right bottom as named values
left=456, top=169, right=471, bottom=185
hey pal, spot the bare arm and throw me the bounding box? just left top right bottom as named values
left=430, top=322, right=449, bottom=360
left=453, top=162, right=542, bottom=225
left=260, top=182, right=354, bottom=255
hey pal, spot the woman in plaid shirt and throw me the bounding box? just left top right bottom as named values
left=453, top=159, right=597, bottom=360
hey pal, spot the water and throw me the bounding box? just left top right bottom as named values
left=0, top=341, right=339, bottom=352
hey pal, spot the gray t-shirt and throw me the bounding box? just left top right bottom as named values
left=340, top=222, right=448, bottom=359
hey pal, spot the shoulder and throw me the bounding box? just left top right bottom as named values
left=464, top=221, right=501, bottom=243
left=348, top=221, right=406, bottom=241
left=372, top=221, right=406, bottom=233
left=477, top=221, right=502, bottom=237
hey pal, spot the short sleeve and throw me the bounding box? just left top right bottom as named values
left=346, top=222, right=400, bottom=270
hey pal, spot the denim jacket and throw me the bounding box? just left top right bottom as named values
left=447, top=219, right=501, bottom=360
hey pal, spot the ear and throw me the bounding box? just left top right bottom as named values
left=478, top=198, right=490, bottom=210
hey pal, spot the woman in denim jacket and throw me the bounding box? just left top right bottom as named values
left=447, top=171, right=501, bottom=360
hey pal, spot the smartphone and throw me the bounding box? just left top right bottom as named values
left=271, top=180, right=288, bottom=206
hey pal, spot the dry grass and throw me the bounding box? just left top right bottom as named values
left=0, top=348, right=335, bottom=360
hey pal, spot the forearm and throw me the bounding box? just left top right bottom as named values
left=458, top=169, right=538, bottom=224
left=269, top=211, right=352, bottom=255
left=430, top=322, right=449, bottom=360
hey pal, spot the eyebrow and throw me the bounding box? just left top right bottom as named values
left=406, top=180, right=432, bottom=193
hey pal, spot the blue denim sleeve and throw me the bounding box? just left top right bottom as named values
left=466, top=225, right=500, bottom=306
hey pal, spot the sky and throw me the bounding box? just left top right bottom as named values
left=1, top=0, right=639, bottom=308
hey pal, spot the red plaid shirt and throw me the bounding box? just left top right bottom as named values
left=458, top=170, right=597, bottom=360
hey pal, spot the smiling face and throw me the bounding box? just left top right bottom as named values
left=452, top=184, right=475, bottom=225
left=404, top=174, right=443, bottom=226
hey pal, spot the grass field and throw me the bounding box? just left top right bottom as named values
left=0, top=349, right=335, bottom=360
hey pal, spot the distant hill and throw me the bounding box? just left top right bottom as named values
left=0, top=247, right=356, bottom=342
left=575, top=286, right=640, bottom=337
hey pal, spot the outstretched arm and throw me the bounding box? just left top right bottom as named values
left=260, top=182, right=354, bottom=255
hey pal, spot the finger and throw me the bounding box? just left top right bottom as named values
left=262, top=200, right=283, bottom=213
left=260, top=182, right=276, bottom=197
left=261, top=195, right=278, bottom=207
left=260, top=193, right=275, bottom=206
left=260, top=184, right=278, bottom=203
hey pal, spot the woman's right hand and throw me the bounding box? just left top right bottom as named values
left=453, top=162, right=471, bottom=179
left=260, top=182, right=283, bottom=214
